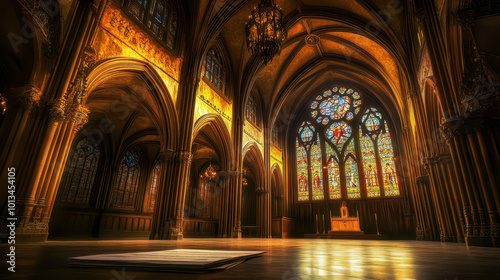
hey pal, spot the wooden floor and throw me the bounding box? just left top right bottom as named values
left=3, top=238, right=500, bottom=279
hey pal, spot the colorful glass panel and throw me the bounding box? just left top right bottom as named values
left=296, top=139, right=309, bottom=201
left=310, top=139, right=324, bottom=200
left=360, top=128, right=380, bottom=197
left=345, top=156, right=361, bottom=198
left=326, top=143, right=341, bottom=199
left=378, top=122, right=400, bottom=196
left=319, top=95, right=350, bottom=120
left=326, top=121, right=351, bottom=149
left=301, top=125, right=314, bottom=143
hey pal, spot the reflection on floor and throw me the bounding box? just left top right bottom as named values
left=5, top=238, right=500, bottom=279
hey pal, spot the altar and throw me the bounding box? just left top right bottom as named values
left=328, top=202, right=364, bottom=235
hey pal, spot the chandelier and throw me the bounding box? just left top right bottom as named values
left=200, top=156, right=217, bottom=181
left=245, top=0, right=287, bottom=65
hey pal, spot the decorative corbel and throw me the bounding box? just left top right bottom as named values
left=70, top=104, right=90, bottom=132
left=65, top=47, right=98, bottom=104
left=4, top=84, right=42, bottom=111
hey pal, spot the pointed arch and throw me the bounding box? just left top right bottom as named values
left=85, top=58, right=180, bottom=150
left=192, top=114, right=234, bottom=170
left=242, top=142, right=265, bottom=188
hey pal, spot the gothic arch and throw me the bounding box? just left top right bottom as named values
left=85, top=58, right=179, bottom=150
left=192, top=114, right=234, bottom=170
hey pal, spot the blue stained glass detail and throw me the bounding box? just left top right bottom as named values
left=311, top=101, right=319, bottom=109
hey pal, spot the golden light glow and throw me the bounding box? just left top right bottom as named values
left=271, top=145, right=283, bottom=171
left=194, top=80, right=233, bottom=134
left=95, top=3, right=181, bottom=103
left=243, top=120, right=264, bottom=157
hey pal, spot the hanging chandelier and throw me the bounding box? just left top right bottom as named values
left=245, top=0, right=287, bottom=65
left=200, top=156, right=217, bottom=181
left=0, top=94, right=6, bottom=115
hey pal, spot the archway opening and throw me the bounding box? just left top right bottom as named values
left=49, top=71, right=170, bottom=240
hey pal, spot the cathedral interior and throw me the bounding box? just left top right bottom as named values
left=1, top=0, right=500, bottom=279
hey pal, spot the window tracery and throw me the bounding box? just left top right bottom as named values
left=111, top=149, right=142, bottom=209
left=296, top=87, right=400, bottom=201
left=59, top=139, right=100, bottom=206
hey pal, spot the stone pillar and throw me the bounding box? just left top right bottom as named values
left=441, top=117, right=499, bottom=246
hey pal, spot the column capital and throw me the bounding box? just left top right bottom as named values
left=177, top=151, right=193, bottom=164
left=69, top=104, right=90, bottom=132
left=49, top=98, right=67, bottom=123
left=158, top=148, right=176, bottom=163
left=256, top=187, right=269, bottom=194
left=4, top=84, right=42, bottom=111
left=441, top=116, right=485, bottom=141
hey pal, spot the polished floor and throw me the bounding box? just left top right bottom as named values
left=3, top=238, right=500, bottom=280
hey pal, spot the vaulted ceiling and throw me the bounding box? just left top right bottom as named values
left=193, top=0, right=414, bottom=129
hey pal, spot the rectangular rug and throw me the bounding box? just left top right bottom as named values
left=69, top=249, right=265, bottom=273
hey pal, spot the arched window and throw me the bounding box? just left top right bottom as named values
left=111, top=149, right=142, bottom=209
left=59, top=139, right=100, bottom=206
left=246, top=92, right=259, bottom=125
left=295, top=86, right=400, bottom=201
left=126, top=0, right=179, bottom=49
left=203, top=48, right=226, bottom=93
left=146, top=164, right=160, bottom=212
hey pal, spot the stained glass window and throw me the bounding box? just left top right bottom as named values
left=146, top=164, right=160, bottom=212
left=204, top=48, right=226, bottom=94
left=127, top=0, right=147, bottom=19
left=296, top=139, right=309, bottom=201
left=299, top=121, right=315, bottom=144
left=310, top=86, right=362, bottom=125
left=326, top=121, right=352, bottom=151
left=326, top=143, right=341, bottom=199
left=111, top=149, right=142, bottom=209
left=378, top=122, right=400, bottom=196
left=310, top=138, right=324, bottom=200
left=360, top=128, right=380, bottom=197
left=345, top=155, right=361, bottom=198
left=59, top=139, right=100, bottom=206
left=126, top=0, right=178, bottom=49
left=296, top=85, right=400, bottom=201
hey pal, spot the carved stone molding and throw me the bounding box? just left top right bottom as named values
left=16, top=0, right=59, bottom=58
left=305, top=34, right=320, bottom=46
left=177, top=151, right=193, bottom=164
left=64, top=47, right=97, bottom=104
left=16, top=220, right=49, bottom=235
left=440, top=116, right=485, bottom=141
left=49, top=98, right=67, bottom=123
left=158, top=149, right=176, bottom=163
left=88, top=0, right=104, bottom=15
left=70, top=104, right=90, bottom=132
left=458, top=4, right=500, bottom=114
